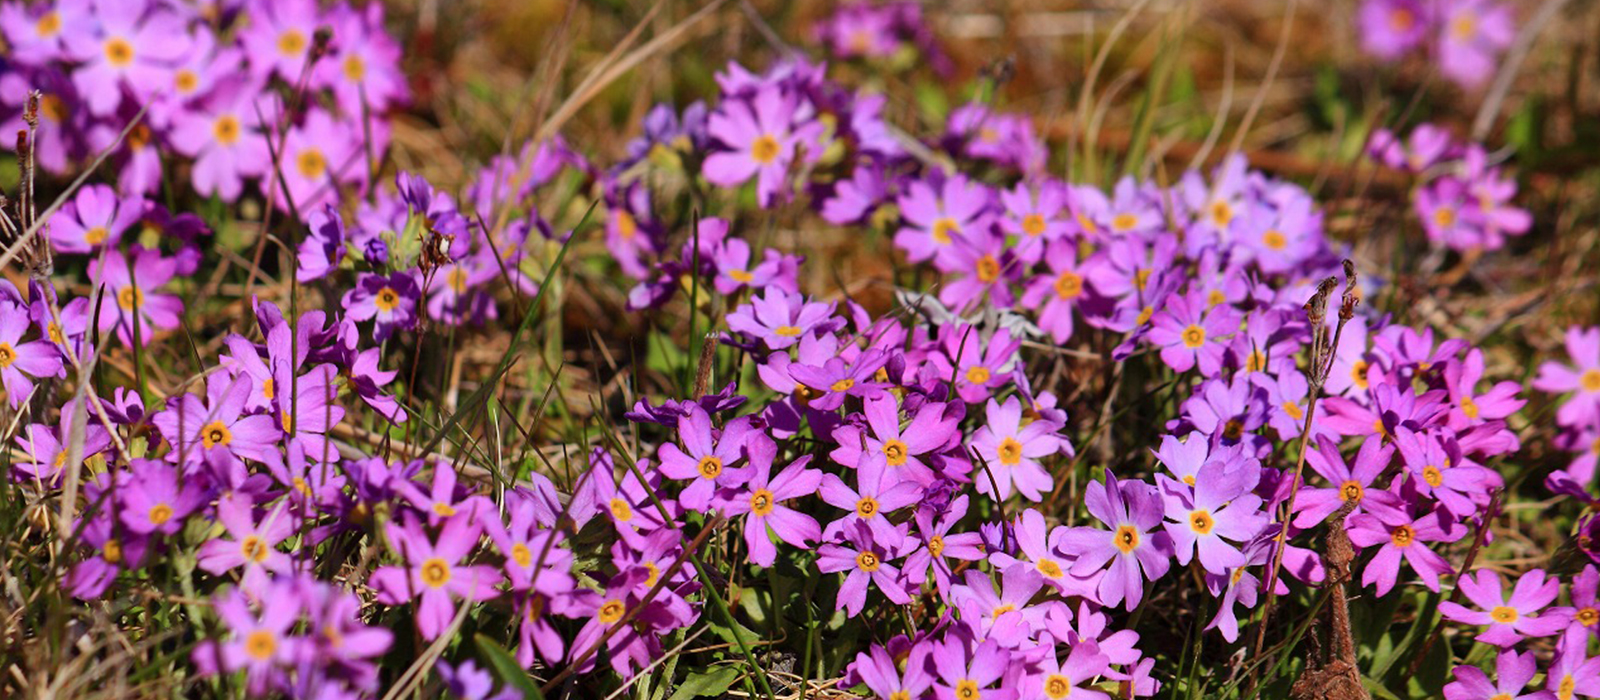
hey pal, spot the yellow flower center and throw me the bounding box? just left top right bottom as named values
left=1433, top=207, right=1457, bottom=228
left=201, top=420, right=232, bottom=448
left=1451, top=14, right=1476, bottom=41
left=1111, top=213, right=1138, bottom=231
left=296, top=148, right=327, bottom=180
left=39, top=94, right=65, bottom=123
left=174, top=69, right=198, bottom=94
left=1245, top=350, right=1267, bottom=373
left=1135, top=306, right=1155, bottom=327
left=855, top=496, right=880, bottom=519
left=1576, top=607, right=1598, bottom=627
left=955, top=679, right=981, bottom=700
left=278, top=29, right=307, bottom=57
left=1181, top=324, right=1206, bottom=349
left=927, top=535, right=945, bottom=557
left=1054, top=271, right=1083, bottom=299
left=884, top=439, right=908, bottom=466
left=774, top=325, right=802, bottom=337
left=1036, top=558, right=1063, bottom=578
left=1390, top=525, right=1415, bottom=548
left=697, top=456, right=723, bottom=480
left=148, top=504, right=173, bottom=526
left=932, top=217, right=959, bottom=245
left=1207, top=289, right=1226, bottom=307
left=241, top=535, right=269, bottom=563
left=420, top=557, right=452, bottom=588
left=1459, top=396, right=1480, bottom=419
left=102, top=539, right=123, bottom=564
left=831, top=378, right=856, bottom=393
left=1115, top=525, right=1140, bottom=553
left=609, top=498, right=633, bottom=522
left=1022, top=213, right=1047, bottom=236
left=997, top=437, right=1023, bottom=466
left=1189, top=510, right=1214, bottom=534
left=1263, top=230, right=1287, bottom=251
left=1339, top=480, right=1364, bottom=502
left=0, top=343, right=13, bottom=369
left=1582, top=369, right=1600, bottom=393
left=342, top=54, right=366, bottom=82
left=117, top=286, right=143, bottom=311
left=1044, top=674, right=1073, bottom=700
left=975, top=255, right=1001, bottom=283
left=750, top=489, right=774, bottom=516
left=965, top=366, right=991, bottom=385
left=47, top=323, right=64, bottom=345
left=729, top=269, right=753, bottom=283
left=35, top=11, right=60, bottom=36
left=84, top=225, right=110, bottom=246
left=374, top=287, right=400, bottom=312
left=615, top=210, right=637, bottom=240
left=1351, top=360, right=1370, bottom=389
left=1489, top=606, right=1518, bottom=624
left=991, top=603, right=1015, bottom=617
left=245, top=630, right=277, bottom=661
left=432, top=502, right=456, bottom=517
left=598, top=599, right=626, bottom=624
left=1209, top=201, right=1233, bottom=227
left=855, top=551, right=880, bottom=572
left=511, top=543, right=532, bottom=568
left=103, top=37, right=134, bottom=67
left=262, top=378, right=275, bottom=401
left=750, top=135, right=780, bottom=164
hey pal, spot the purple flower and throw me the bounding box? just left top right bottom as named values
left=1160, top=459, right=1267, bottom=575
left=1547, top=626, right=1600, bottom=699
left=703, top=86, right=808, bottom=207
left=1059, top=470, right=1172, bottom=609
left=904, top=494, right=987, bottom=599
left=241, top=0, right=319, bottom=81
left=205, top=584, right=302, bottom=696
left=154, top=371, right=283, bottom=469
left=1534, top=327, right=1600, bottom=430
left=951, top=564, right=1047, bottom=646
left=656, top=406, right=755, bottom=510
left=118, top=458, right=208, bottom=536
left=62, top=2, right=191, bottom=116
left=820, top=457, right=923, bottom=548
left=1438, top=0, right=1515, bottom=87
left=971, top=396, right=1063, bottom=503
left=567, top=567, right=697, bottom=678
left=198, top=493, right=296, bottom=590
left=1442, top=649, right=1555, bottom=700
left=370, top=513, right=505, bottom=640
left=929, top=635, right=1016, bottom=700
left=1345, top=501, right=1462, bottom=596
left=315, top=3, right=408, bottom=115
left=786, top=349, right=891, bottom=411
left=726, top=289, right=837, bottom=350
left=1440, top=569, right=1571, bottom=647
left=171, top=81, right=272, bottom=201
left=1359, top=0, right=1428, bottom=59
left=894, top=174, right=994, bottom=267
left=278, top=109, right=363, bottom=213
left=90, top=247, right=183, bottom=347
left=932, top=326, right=1020, bottom=404
left=1021, top=239, right=1088, bottom=344
left=1148, top=290, right=1241, bottom=375
left=720, top=433, right=822, bottom=566
left=49, top=183, right=139, bottom=253
left=1022, top=643, right=1113, bottom=700
left=850, top=643, right=935, bottom=700
left=342, top=271, right=421, bottom=342
left=0, top=301, right=64, bottom=409
left=817, top=522, right=913, bottom=616
left=1290, top=437, right=1401, bottom=528
left=1395, top=427, right=1498, bottom=517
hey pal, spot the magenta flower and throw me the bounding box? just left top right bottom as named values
left=483, top=498, right=572, bottom=594
left=726, top=289, right=837, bottom=350
left=894, top=174, right=994, bottom=266
left=1534, top=326, right=1600, bottom=430
left=50, top=184, right=139, bottom=253
left=567, top=567, right=696, bottom=678
left=851, top=643, right=935, bottom=700
left=1440, top=569, right=1571, bottom=647
left=720, top=434, right=822, bottom=566
left=206, top=584, right=302, bottom=696
left=904, top=494, right=987, bottom=599
left=820, top=457, right=923, bottom=548
left=370, top=512, right=504, bottom=641
left=118, top=458, right=208, bottom=536
left=240, top=0, right=320, bottom=82
left=1160, top=459, right=1266, bottom=575
left=1021, top=239, right=1088, bottom=344
left=342, top=271, right=421, bottom=342
left=278, top=109, right=362, bottom=213
left=702, top=86, right=806, bottom=207
left=1442, top=649, right=1555, bottom=700
left=315, top=3, right=408, bottom=115
left=62, top=2, right=191, bottom=116
left=786, top=348, right=891, bottom=411
left=939, top=229, right=1017, bottom=311
left=171, top=82, right=272, bottom=201
left=1395, top=427, right=1498, bottom=517
left=1291, top=437, right=1401, bottom=528
left=1437, top=0, right=1515, bottom=87
left=932, top=326, right=1020, bottom=404
left=817, top=522, right=913, bottom=616
left=1568, top=565, right=1598, bottom=640
left=929, top=635, right=1016, bottom=700
left=1345, top=502, right=1462, bottom=596
left=66, top=504, right=149, bottom=599
left=971, top=396, right=1062, bottom=503
left=656, top=406, right=755, bottom=510
left=1059, top=470, right=1172, bottom=610
left=990, top=508, right=1098, bottom=600
left=153, top=371, right=282, bottom=468
left=0, top=301, right=63, bottom=409
left=11, top=409, right=110, bottom=484
left=1547, top=626, right=1600, bottom=699
left=1148, top=289, right=1241, bottom=375
left=1359, top=0, right=1428, bottom=59
left=951, top=564, right=1047, bottom=647
left=832, top=393, right=953, bottom=485
left=197, top=493, right=296, bottom=590
left=1022, top=643, right=1113, bottom=700
left=90, top=247, right=183, bottom=347
left=999, top=180, right=1070, bottom=264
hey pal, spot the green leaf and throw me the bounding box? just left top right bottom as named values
left=474, top=634, right=545, bottom=700
left=667, top=667, right=742, bottom=700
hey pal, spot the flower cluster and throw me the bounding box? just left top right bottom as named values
left=1369, top=123, right=1532, bottom=252
left=1358, top=0, right=1516, bottom=86
left=1, top=0, right=406, bottom=207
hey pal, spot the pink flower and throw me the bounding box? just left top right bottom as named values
left=1440, top=569, right=1571, bottom=647
left=971, top=396, right=1063, bottom=503
left=370, top=512, right=504, bottom=641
